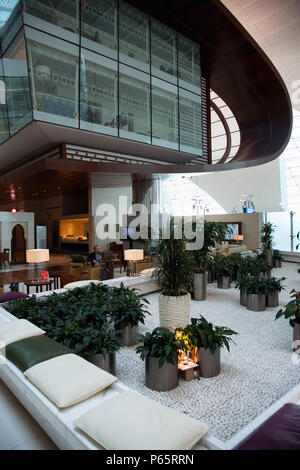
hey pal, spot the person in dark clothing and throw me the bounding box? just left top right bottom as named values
left=87, top=245, right=103, bottom=266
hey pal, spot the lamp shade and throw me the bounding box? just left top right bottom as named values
left=234, top=234, right=244, bottom=241
left=26, top=249, right=49, bottom=263
left=124, top=249, right=144, bottom=262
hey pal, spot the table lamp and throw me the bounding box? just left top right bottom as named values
left=124, top=249, right=143, bottom=277
left=234, top=234, right=244, bottom=245
left=26, top=249, right=50, bottom=279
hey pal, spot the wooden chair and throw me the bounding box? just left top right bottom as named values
left=0, top=251, right=11, bottom=269
left=59, top=273, right=78, bottom=288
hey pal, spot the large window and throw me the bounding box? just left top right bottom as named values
left=81, top=0, right=118, bottom=59
left=151, top=19, right=177, bottom=85
left=80, top=49, right=118, bottom=136
left=178, top=34, right=201, bottom=93
left=119, top=64, right=151, bottom=143
left=119, top=2, right=150, bottom=73
left=0, top=59, right=9, bottom=144
left=179, top=88, right=202, bottom=154
left=26, top=28, right=79, bottom=128
left=2, top=30, right=32, bottom=135
left=152, top=78, right=178, bottom=150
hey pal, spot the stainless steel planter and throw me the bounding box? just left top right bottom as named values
left=193, top=347, right=221, bottom=378
left=86, top=352, right=116, bottom=375
left=118, top=324, right=138, bottom=347
left=145, top=356, right=179, bottom=391
left=240, top=290, right=248, bottom=306
left=293, top=323, right=300, bottom=350
left=193, top=273, right=206, bottom=301
left=247, top=294, right=266, bottom=311
left=217, top=276, right=231, bottom=289
left=264, top=249, right=273, bottom=265
left=274, top=259, right=282, bottom=268
left=266, top=290, right=279, bottom=307
left=207, top=270, right=214, bottom=284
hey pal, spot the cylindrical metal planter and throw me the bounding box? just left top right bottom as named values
left=217, top=276, right=231, bottom=289
left=159, top=293, right=190, bottom=331
left=247, top=294, right=266, bottom=312
left=193, top=273, right=206, bottom=301
left=86, top=352, right=116, bottom=375
left=207, top=270, right=214, bottom=284
left=240, top=290, right=248, bottom=306
left=118, top=324, right=138, bottom=347
left=266, top=290, right=279, bottom=307
left=145, top=356, right=179, bottom=391
left=264, top=249, right=273, bottom=265
left=196, top=347, right=221, bottom=378
left=274, top=259, right=282, bottom=268
left=293, top=323, right=300, bottom=350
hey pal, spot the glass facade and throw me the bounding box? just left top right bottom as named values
left=0, top=0, right=203, bottom=156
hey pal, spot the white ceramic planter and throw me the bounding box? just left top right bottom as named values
left=159, top=293, right=190, bottom=331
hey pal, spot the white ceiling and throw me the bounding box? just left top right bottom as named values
left=221, top=0, right=300, bottom=111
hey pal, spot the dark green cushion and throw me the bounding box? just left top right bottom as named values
left=6, top=335, right=72, bottom=372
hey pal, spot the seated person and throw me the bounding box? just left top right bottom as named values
left=87, top=245, right=103, bottom=266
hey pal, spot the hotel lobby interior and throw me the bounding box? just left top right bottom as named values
left=0, top=0, right=300, bottom=453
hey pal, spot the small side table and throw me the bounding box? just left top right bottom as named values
left=49, top=271, right=69, bottom=289
left=24, top=279, right=54, bottom=295
left=178, top=361, right=199, bottom=381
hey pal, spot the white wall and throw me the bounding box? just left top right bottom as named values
left=0, top=212, right=35, bottom=260
left=190, top=157, right=286, bottom=213
left=92, top=186, right=132, bottom=250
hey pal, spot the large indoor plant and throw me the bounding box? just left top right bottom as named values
left=244, top=276, right=267, bottom=311
left=214, top=256, right=234, bottom=289
left=276, top=290, right=300, bottom=346
left=261, top=222, right=275, bottom=265
left=192, top=221, right=228, bottom=300
left=109, top=283, right=150, bottom=346
left=235, top=274, right=253, bottom=306
left=273, top=249, right=283, bottom=268
left=135, top=327, right=184, bottom=391
left=265, top=276, right=286, bottom=307
left=151, top=223, right=194, bottom=331
left=183, top=316, right=237, bottom=378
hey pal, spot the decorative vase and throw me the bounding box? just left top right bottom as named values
left=86, top=352, right=116, bottom=375
left=193, top=273, right=206, bottom=301
left=192, top=347, right=221, bottom=378
left=118, top=324, right=138, bottom=347
left=145, top=356, right=179, bottom=391
left=159, top=293, right=190, bottom=331
left=240, top=290, right=248, bottom=306
left=266, top=290, right=279, bottom=307
left=247, top=293, right=266, bottom=311
left=217, top=275, right=231, bottom=289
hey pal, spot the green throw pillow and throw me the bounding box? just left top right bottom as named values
left=6, top=335, right=73, bottom=372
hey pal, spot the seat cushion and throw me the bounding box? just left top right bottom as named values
left=235, top=403, right=300, bottom=450
left=24, top=353, right=117, bottom=408
left=63, top=280, right=102, bottom=290
left=6, top=335, right=72, bottom=372
left=0, top=319, right=45, bottom=346
left=0, top=292, right=29, bottom=303
left=75, top=391, right=209, bottom=450
left=140, top=268, right=155, bottom=275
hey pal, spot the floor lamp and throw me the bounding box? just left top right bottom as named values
left=124, top=249, right=144, bottom=277
left=26, top=249, right=50, bottom=279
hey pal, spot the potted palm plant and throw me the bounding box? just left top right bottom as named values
left=109, top=283, right=150, bottom=346
left=273, top=250, right=283, bottom=268
left=276, top=290, right=300, bottom=348
left=151, top=223, right=194, bottom=331
left=135, top=327, right=184, bottom=391
left=183, top=317, right=237, bottom=378
left=214, top=256, right=234, bottom=289
left=245, top=277, right=267, bottom=311
left=261, top=222, right=275, bottom=265
left=192, top=222, right=227, bottom=300
left=265, top=276, right=286, bottom=307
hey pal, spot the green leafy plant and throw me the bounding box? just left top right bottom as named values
left=235, top=273, right=253, bottom=292
left=192, top=221, right=228, bottom=273
left=183, top=316, right=237, bottom=354
left=242, top=276, right=267, bottom=295
left=135, top=327, right=185, bottom=367
left=73, top=323, right=121, bottom=357
left=109, top=282, right=150, bottom=328
left=273, top=249, right=283, bottom=261
left=264, top=276, right=286, bottom=293
left=261, top=222, right=276, bottom=250
left=151, top=222, right=194, bottom=296
left=214, top=256, right=234, bottom=278
left=276, top=290, right=300, bottom=327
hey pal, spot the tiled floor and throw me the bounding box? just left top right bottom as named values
left=0, top=381, right=57, bottom=450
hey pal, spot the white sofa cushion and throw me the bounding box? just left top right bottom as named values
left=63, top=280, right=102, bottom=290
left=75, top=390, right=209, bottom=450
left=24, top=353, right=117, bottom=408
left=140, top=268, right=155, bottom=275
left=0, top=319, right=45, bottom=346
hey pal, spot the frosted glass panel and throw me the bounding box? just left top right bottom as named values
left=267, top=212, right=291, bottom=251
